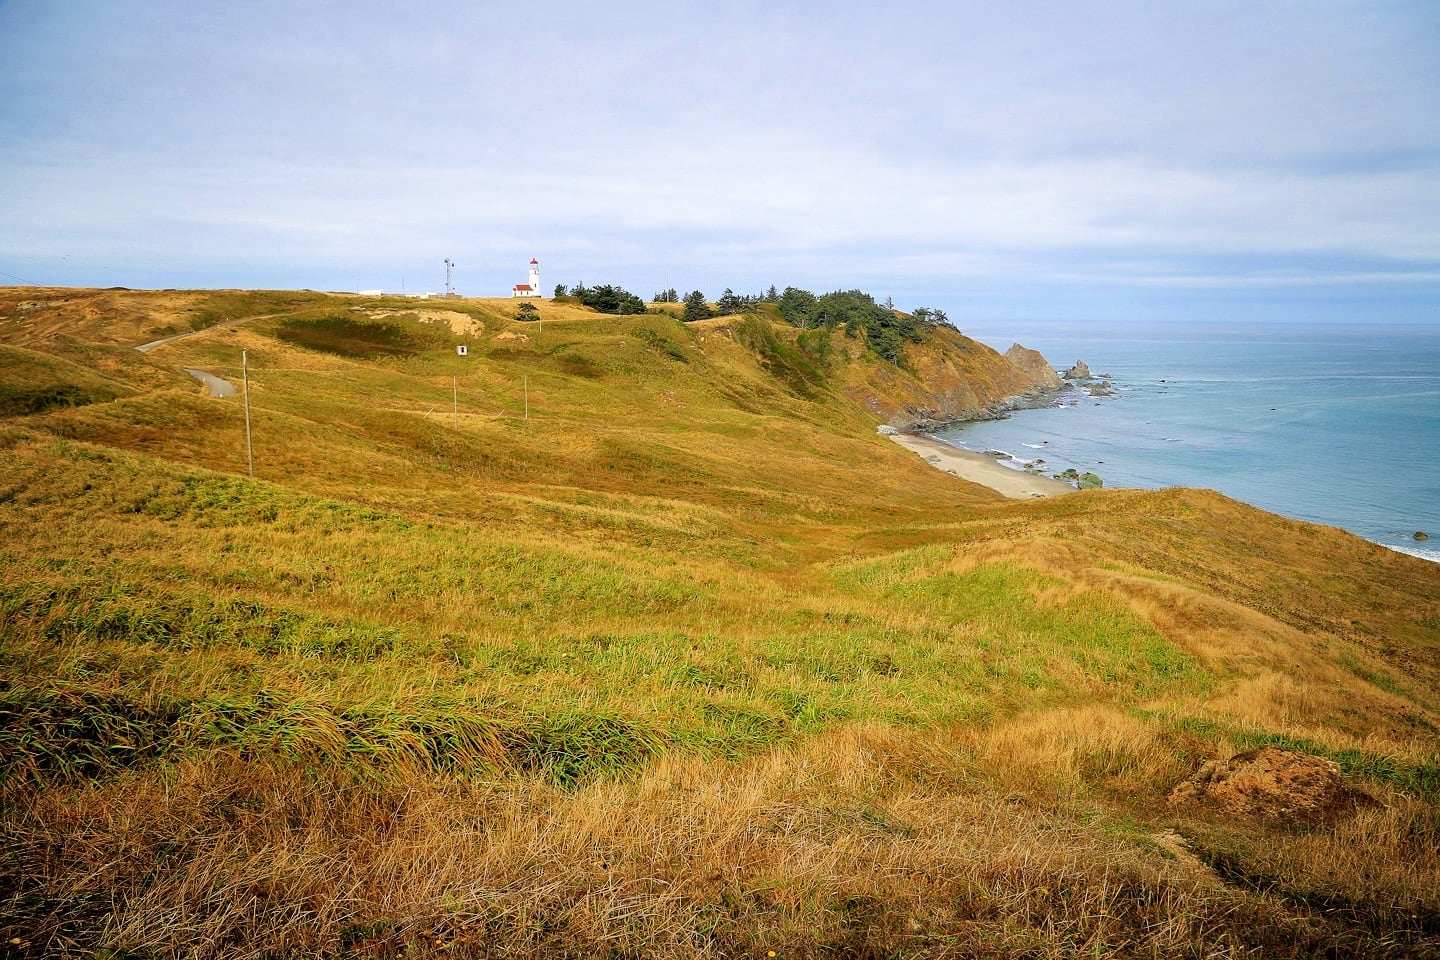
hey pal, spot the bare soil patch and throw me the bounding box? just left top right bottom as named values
left=360, top=308, right=481, bottom=336
left=1168, top=746, right=1378, bottom=825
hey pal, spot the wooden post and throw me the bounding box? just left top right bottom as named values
left=242, top=349, right=254, bottom=479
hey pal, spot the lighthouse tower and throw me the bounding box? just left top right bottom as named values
left=512, top=258, right=542, bottom=298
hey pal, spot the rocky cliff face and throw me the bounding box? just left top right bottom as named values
left=1004, top=343, right=1062, bottom=390
left=839, top=324, right=1064, bottom=430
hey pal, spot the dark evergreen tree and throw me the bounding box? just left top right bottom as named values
left=682, top=290, right=711, bottom=323
left=716, top=288, right=746, bottom=315
left=572, top=283, right=645, bottom=315
left=777, top=286, right=818, bottom=327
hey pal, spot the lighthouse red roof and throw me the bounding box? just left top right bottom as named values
left=530, top=258, right=539, bottom=264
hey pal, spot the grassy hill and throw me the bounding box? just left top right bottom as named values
left=2, top=288, right=1438, bottom=958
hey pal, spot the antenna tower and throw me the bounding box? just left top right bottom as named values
left=444, top=258, right=455, bottom=297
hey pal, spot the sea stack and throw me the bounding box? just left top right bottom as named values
left=1416, top=531, right=1430, bottom=541
left=1064, top=359, right=1091, bottom=380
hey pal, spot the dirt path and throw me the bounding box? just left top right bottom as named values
left=135, top=329, right=199, bottom=354
left=134, top=312, right=277, bottom=353
left=183, top=367, right=237, bottom=398
left=135, top=312, right=277, bottom=397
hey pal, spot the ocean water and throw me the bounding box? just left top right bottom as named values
left=935, top=320, right=1440, bottom=563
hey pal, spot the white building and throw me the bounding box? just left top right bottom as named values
left=511, top=258, right=541, bottom=298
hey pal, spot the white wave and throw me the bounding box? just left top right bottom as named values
left=1382, top=542, right=1440, bottom=564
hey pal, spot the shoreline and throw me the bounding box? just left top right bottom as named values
left=890, top=433, right=1077, bottom=499
left=898, top=386, right=1069, bottom=433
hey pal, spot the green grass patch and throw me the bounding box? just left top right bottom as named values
left=188, top=290, right=330, bottom=330
left=2, top=578, right=413, bottom=662
left=0, top=345, right=133, bottom=416
left=275, top=314, right=427, bottom=358
left=735, top=314, right=830, bottom=397
left=1338, top=651, right=1406, bottom=697
left=553, top=351, right=604, bottom=378
left=0, top=684, right=679, bottom=788
left=834, top=556, right=1211, bottom=701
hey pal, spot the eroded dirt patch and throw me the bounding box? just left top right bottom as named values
left=1168, top=746, right=1377, bottom=825
left=358, top=308, right=481, bottom=336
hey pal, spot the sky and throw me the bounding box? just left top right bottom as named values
left=2, top=0, right=1437, bottom=324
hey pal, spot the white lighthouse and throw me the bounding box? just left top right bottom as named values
left=512, top=258, right=541, bottom=298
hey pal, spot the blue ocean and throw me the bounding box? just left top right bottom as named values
left=937, top=320, right=1440, bottom=564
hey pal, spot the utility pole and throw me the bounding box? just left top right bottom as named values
left=444, top=258, right=455, bottom=298
left=242, top=350, right=254, bottom=479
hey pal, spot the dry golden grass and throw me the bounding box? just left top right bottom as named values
left=7, top=725, right=1438, bottom=958
left=2, top=287, right=1439, bottom=957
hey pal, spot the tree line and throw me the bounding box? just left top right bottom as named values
left=552, top=280, right=950, bottom=365
left=553, top=283, right=647, bottom=315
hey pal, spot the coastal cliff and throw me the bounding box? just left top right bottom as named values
left=1005, top=343, right=1063, bottom=390
left=836, top=322, right=1064, bottom=429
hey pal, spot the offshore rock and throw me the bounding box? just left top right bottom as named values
left=1063, top=359, right=1091, bottom=380
left=1416, top=531, right=1430, bottom=541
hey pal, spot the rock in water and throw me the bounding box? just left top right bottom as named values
left=1063, top=359, right=1091, bottom=380
left=1416, top=531, right=1430, bottom=541
left=1167, top=747, right=1375, bottom=826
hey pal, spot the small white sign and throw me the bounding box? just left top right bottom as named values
left=456, top=345, right=469, bottom=356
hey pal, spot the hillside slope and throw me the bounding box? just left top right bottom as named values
left=1, top=288, right=1438, bottom=958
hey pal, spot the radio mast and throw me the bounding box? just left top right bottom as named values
left=444, top=258, right=455, bottom=297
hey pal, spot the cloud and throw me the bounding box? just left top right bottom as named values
left=1, top=0, right=1436, bottom=318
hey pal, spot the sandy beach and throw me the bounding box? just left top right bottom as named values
left=890, top=433, right=1077, bottom=499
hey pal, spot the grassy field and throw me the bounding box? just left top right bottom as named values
left=2, top=288, right=1439, bottom=958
